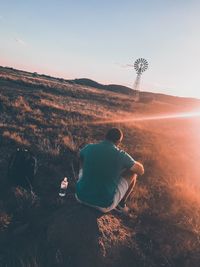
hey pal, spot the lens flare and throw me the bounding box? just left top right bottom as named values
left=63, top=110, right=200, bottom=127
left=88, top=110, right=200, bottom=126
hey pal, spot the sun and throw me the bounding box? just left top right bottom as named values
left=178, top=111, right=200, bottom=119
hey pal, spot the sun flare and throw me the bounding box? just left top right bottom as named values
left=87, top=110, right=200, bottom=126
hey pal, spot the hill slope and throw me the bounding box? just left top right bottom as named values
left=0, top=66, right=200, bottom=267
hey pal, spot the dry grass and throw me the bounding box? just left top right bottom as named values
left=13, top=96, right=33, bottom=112
left=0, top=66, right=200, bottom=266
left=3, top=131, right=30, bottom=146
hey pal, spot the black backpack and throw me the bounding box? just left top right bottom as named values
left=7, top=148, right=37, bottom=190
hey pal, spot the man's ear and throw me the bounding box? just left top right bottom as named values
left=115, top=140, right=120, bottom=146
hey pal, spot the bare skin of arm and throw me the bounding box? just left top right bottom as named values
left=130, top=161, right=144, bottom=176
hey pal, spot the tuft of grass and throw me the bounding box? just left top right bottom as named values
left=13, top=96, right=33, bottom=112
left=0, top=211, right=12, bottom=230
left=3, top=131, right=30, bottom=146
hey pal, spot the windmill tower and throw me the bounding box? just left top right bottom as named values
left=133, top=58, right=148, bottom=101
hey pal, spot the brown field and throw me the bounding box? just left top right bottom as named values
left=0, top=66, right=200, bottom=267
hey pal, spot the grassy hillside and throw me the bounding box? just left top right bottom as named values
left=0, top=66, right=200, bottom=266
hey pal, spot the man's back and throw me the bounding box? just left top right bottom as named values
left=76, top=140, right=135, bottom=208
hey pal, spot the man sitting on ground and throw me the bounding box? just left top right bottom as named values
left=76, top=128, right=144, bottom=213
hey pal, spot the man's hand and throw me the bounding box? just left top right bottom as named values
left=130, top=161, right=144, bottom=176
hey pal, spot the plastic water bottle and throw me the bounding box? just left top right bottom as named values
left=59, top=177, right=68, bottom=197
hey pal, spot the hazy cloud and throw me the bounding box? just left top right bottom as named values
left=14, top=37, right=27, bottom=47
left=123, top=64, right=134, bottom=69
left=114, top=62, right=134, bottom=69
left=0, top=16, right=28, bottom=47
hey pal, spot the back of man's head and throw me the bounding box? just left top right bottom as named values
left=105, top=128, right=123, bottom=144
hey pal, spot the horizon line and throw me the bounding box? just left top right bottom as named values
left=1, top=64, right=200, bottom=101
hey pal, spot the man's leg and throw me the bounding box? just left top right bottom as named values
left=118, top=173, right=137, bottom=207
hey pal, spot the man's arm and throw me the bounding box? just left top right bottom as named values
left=121, top=161, right=144, bottom=177
left=120, top=150, right=144, bottom=177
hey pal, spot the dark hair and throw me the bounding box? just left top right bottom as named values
left=105, top=128, right=123, bottom=143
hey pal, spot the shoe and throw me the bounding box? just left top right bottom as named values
left=115, top=203, right=130, bottom=214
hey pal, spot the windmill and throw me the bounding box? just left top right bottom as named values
left=133, top=58, right=148, bottom=101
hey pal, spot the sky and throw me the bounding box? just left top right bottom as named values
left=0, top=0, right=200, bottom=98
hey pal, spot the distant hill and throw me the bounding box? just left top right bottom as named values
left=70, top=78, right=200, bottom=107
left=1, top=66, right=199, bottom=108
left=70, top=78, right=134, bottom=95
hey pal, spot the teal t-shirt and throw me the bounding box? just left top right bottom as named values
left=76, top=140, right=135, bottom=208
